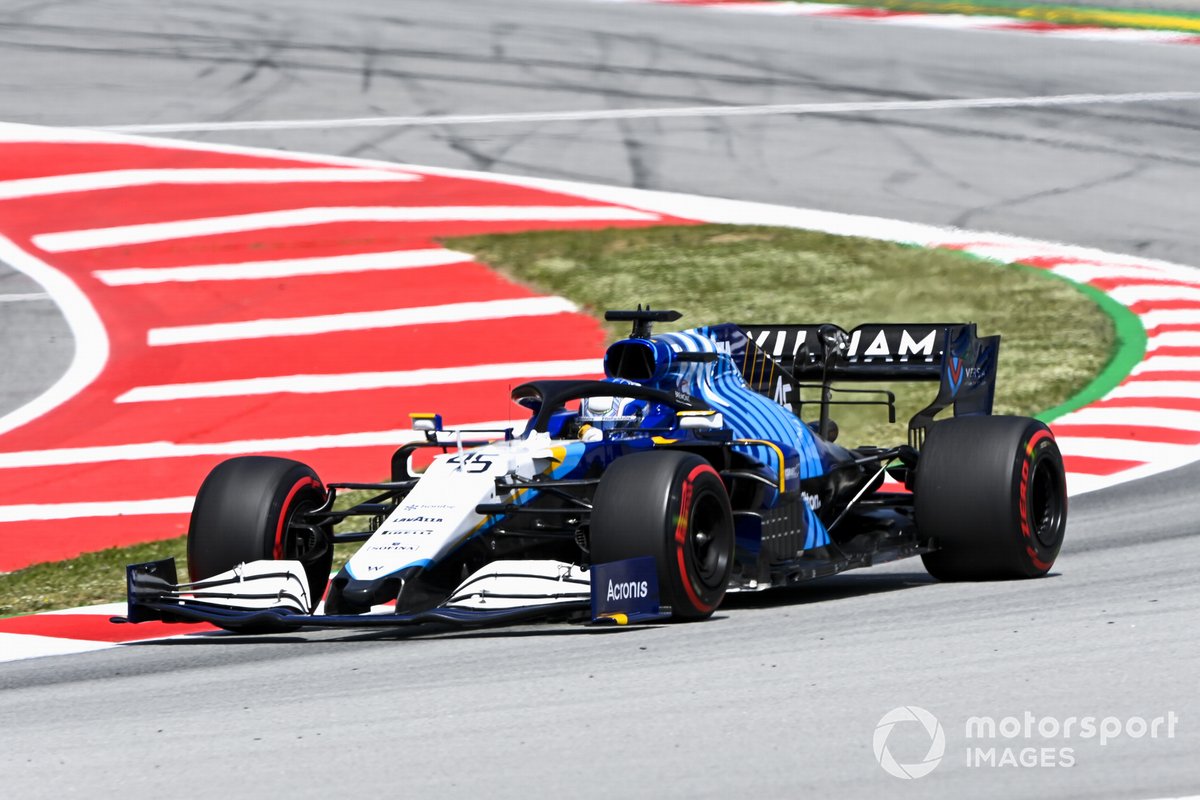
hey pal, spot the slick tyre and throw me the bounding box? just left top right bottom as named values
left=915, top=416, right=1066, bottom=580
left=590, top=451, right=734, bottom=620
left=188, top=456, right=332, bottom=611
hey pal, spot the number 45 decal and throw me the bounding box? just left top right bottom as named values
left=447, top=452, right=496, bottom=473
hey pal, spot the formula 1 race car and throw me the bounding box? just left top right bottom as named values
left=120, top=308, right=1067, bottom=633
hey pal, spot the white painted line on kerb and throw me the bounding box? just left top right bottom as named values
left=0, top=236, right=109, bottom=438
left=0, top=634, right=116, bottom=663
left=0, top=420, right=521, bottom=469
left=1107, top=285, right=1200, bottom=305
left=1054, top=406, right=1200, bottom=430
left=43, top=602, right=129, bottom=616
left=82, top=91, right=1200, bottom=134
left=1138, top=309, right=1200, bottom=329
left=147, top=296, right=578, bottom=345
left=1108, top=381, right=1200, bottom=399
left=116, top=358, right=603, bottom=403
left=0, top=292, right=50, bottom=303
left=1052, top=263, right=1200, bottom=284
left=1134, top=355, right=1200, bottom=373
left=94, top=248, right=474, bottom=285
left=0, top=496, right=195, bottom=523
left=1150, top=331, right=1200, bottom=348
left=33, top=205, right=660, bottom=252
left=1053, top=437, right=1198, bottom=462
left=0, top=168, right=418, bottom=200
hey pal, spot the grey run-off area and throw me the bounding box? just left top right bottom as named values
left=1, top=1, right=1198, bottom=798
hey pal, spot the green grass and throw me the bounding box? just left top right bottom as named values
left=0, top=537, right=189, bottom=617
left=0, top=223, right=1117, bottom=617
left=448, top=224, right=1114, bottom=444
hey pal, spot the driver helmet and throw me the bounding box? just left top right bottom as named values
left=577, top=395, right=645, bottom=440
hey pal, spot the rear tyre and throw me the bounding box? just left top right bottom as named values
left=590, top=451, right=734, bottom=620
left=187, top=456, right=332, bottom=611
left=916, top=416, right=1066, bottom=580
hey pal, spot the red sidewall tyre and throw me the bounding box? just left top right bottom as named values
left=916, top=416, right=1067, bottom=580
left=187, top=456, right=332, bottom=610
left=590, top=450, right=734, bottom=619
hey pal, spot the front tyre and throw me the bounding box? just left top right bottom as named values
left=187, top=456, right=333, bottom=611
left=590, top=451, right=734, bottom=620
left=916, top=416, right=1067, bottom=580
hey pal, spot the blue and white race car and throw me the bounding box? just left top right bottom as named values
left=121, top=308, right=1067, bottom=632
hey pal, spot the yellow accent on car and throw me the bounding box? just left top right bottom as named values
left=734, top=438, right=787, bottom=492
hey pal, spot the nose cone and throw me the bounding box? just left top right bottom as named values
left=325, top=565, right=444, bottom=615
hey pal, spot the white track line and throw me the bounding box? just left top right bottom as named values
left=0, top=496, right=194, bottom=523
left=147, top=296, right=578, bottom=346
left=116, top=358, right=603, bottom=403
left=94, top=248, right=474, bottom=285
left=0, top=292, right=50, bottom=302
left=0, top=420, right=523, bottom=470
left=0, top=236, right=109, bottom=438
left=0, top=634, right=116, bottom=663
left=1047, top=27, right=1196, bottom=42
left=0, top=168, right=417, bottom=200
left=82, top=91, right=1200, bottom=134
left=33, top=205, right=659, bottom=252
left=0, top=121, right=486, bottom=175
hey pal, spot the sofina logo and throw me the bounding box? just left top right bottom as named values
left=873, top=706, right=946, bottom=779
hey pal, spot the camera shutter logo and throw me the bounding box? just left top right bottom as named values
left=873, top=706, right=946, bottom=779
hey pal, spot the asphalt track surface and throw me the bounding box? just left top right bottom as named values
left=1, top=1, right=1199, bottom=797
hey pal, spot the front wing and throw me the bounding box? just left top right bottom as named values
left=114, top=557, right=670, bottom=633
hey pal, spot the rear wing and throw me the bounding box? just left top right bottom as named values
left=737, top=323, right=1000, bottom=446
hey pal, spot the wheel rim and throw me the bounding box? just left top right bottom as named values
left=688, top=489, right=730, bottom=589
left=281, top=491, right=330, bottom=570
left=1027, top=457, right=1065, bottom=550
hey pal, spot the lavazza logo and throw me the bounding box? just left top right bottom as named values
left=872, top=707, right=1179, bottom=779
